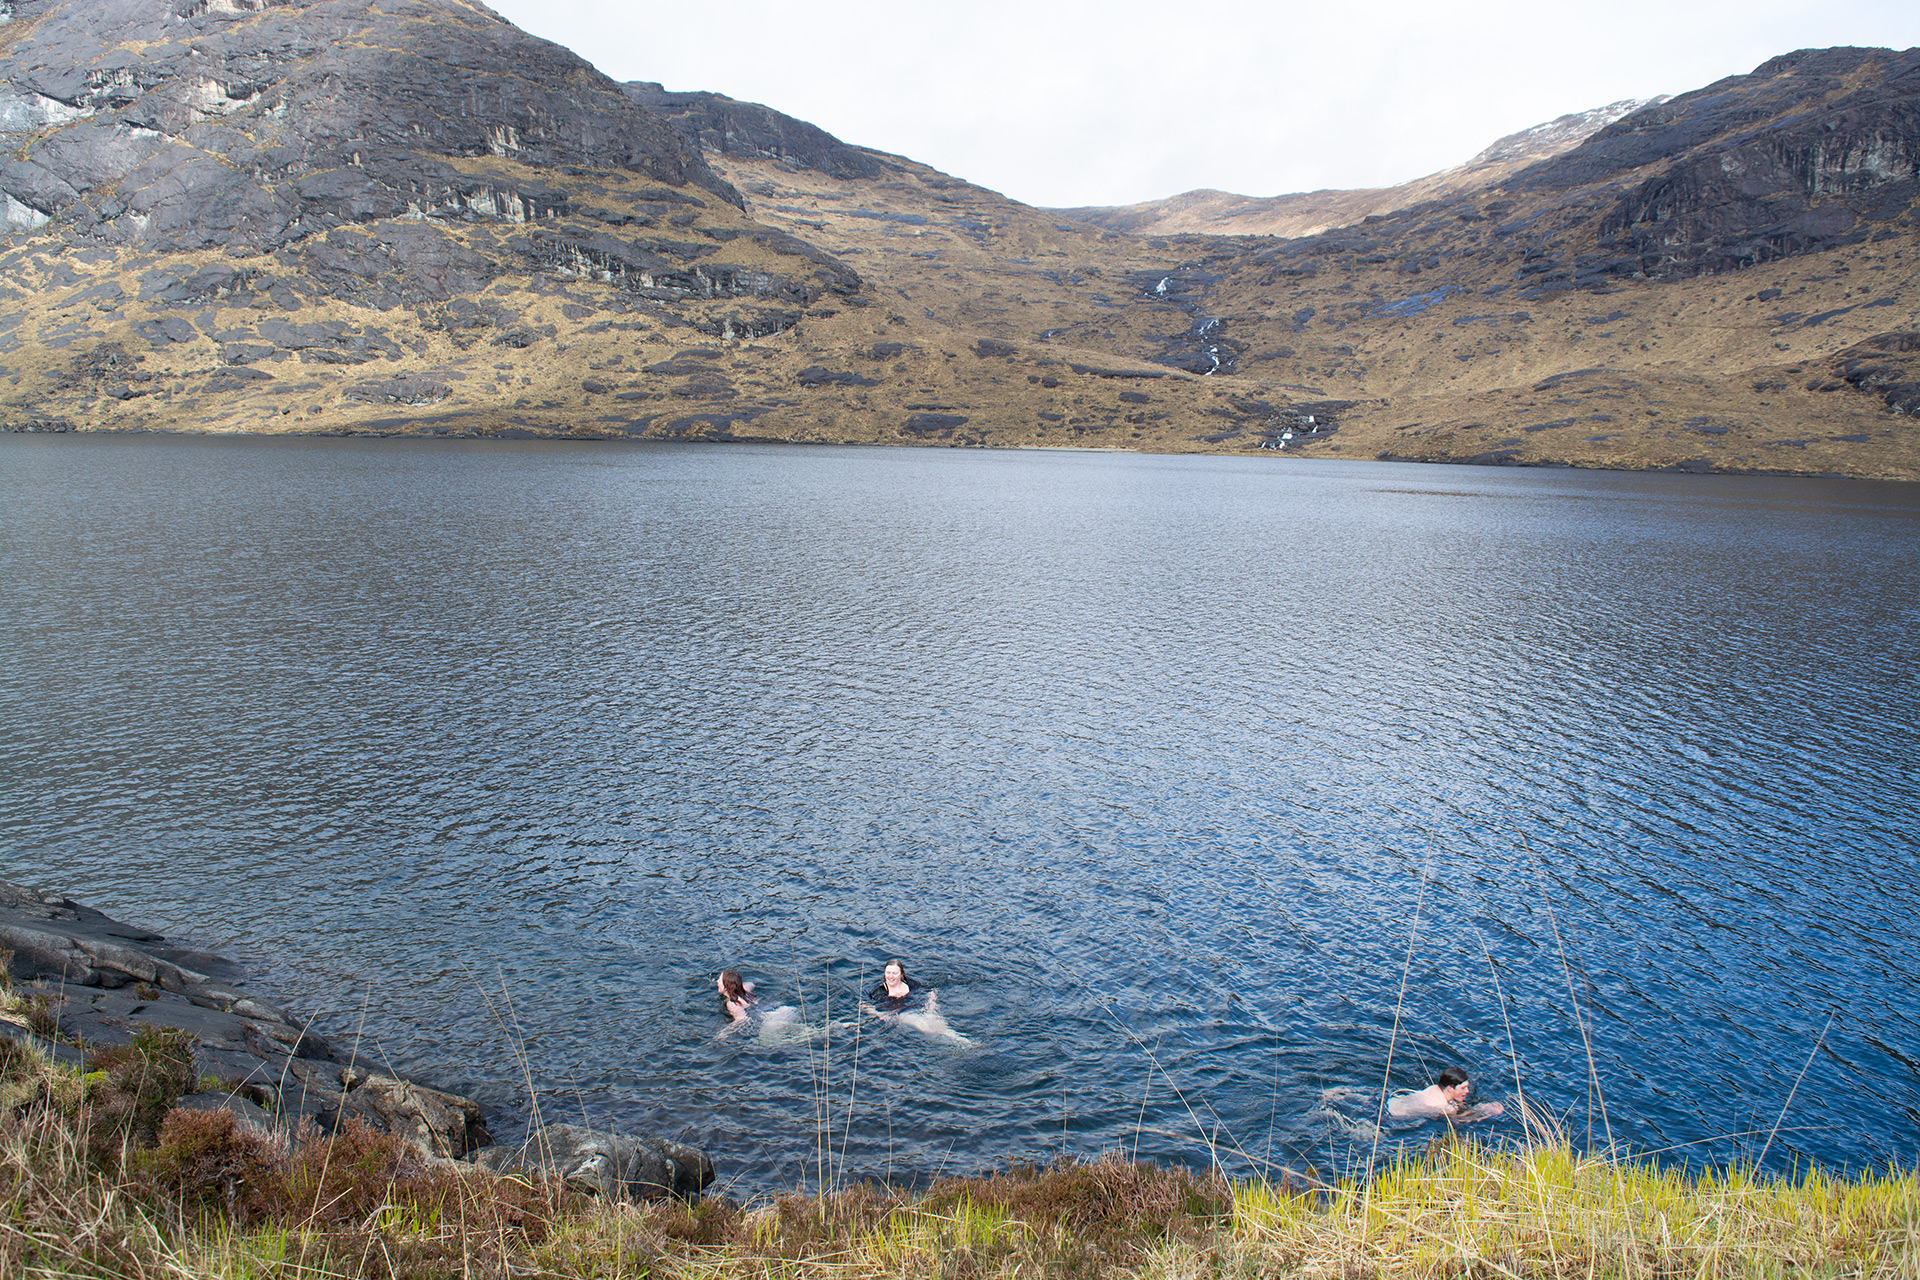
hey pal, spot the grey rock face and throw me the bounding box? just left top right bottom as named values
left=0, top=882, right=712, bottom=1186
left=623, top=81, right=886, bottom=181
left=0, top=882, right=242, bottom=989
left=471, top=1123, right=715, bottom=1201
left=0, top=0, right=740, bottom=254
left=1529, top=47, right=1920, bottom=278
left=338, top=1066, right=489, bottom=1159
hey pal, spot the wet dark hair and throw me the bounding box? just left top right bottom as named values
left=1437, top=1066, right=1470, bottom=1091
left=719, top=969, right=752, bottom=1006
left=883, top=959, right=909, bottom=984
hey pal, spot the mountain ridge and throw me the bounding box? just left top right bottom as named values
left=0, top=3, right=1911, bottom=480
left=1050, top=97, right=1668, bottom=240
left=664, top=45, right=1919, bottom=477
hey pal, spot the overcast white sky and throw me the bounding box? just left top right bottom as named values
left=485, top=0, right=1920, bottom=210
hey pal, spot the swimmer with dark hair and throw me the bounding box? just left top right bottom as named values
left=717, top=969, right=756, bottom=1022
left=1388, top=1066, right=1505, bottom=1122
left=862, top=958, right=971, bottom=1045
left=866, top=959, right=917, bottom=1013
left=715, top=970, right=815, bottom=1044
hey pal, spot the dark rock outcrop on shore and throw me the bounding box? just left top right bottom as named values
left=474, top=1123, right=715, bottom=1201
left=0, top=883, right=713, bottom=1199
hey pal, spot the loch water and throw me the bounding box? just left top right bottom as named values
left=2, top=433, right=1916, bottom=1190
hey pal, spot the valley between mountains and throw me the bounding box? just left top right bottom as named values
left=0, top=0, right=1914, bottom=479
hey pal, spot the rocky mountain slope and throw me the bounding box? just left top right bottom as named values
left=695, top=48, right=1919, bottom=479
left=1052, top=98, right=1664, bottom=240
left=0, top=0, right=1310, bottom=452
left=0, top=3, right=1913, bottom=479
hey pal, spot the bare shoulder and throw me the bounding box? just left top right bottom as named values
left=1388, top=1086, right=1447, bottom=1118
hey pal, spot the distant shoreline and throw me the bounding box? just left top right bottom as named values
left=3, top=422, right=1906, bottom=484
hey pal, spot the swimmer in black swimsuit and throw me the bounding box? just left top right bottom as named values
left=862, top=958, right=970, bottom=1044
left=865, top=959, right=919, bottom=1015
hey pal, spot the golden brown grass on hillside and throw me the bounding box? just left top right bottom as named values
left=5, top=131, right=1913, bottom=479
left=718, top=151, right=1920, bottom=479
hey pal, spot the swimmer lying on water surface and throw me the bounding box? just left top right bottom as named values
left=714, top=968, right=817, bottom=1044
left=861, top=959, right=971, bottom=1045
left=1387, top=1066, right=1505, bottom=1123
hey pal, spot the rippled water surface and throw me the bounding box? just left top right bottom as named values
left=2, top=433, right=1916, bottom=1189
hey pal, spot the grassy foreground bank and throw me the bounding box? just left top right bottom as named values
left=2, top=1025, right=1914, bottom=1279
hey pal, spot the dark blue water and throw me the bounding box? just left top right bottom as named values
left=2, top=433, right=1915, bottom=1192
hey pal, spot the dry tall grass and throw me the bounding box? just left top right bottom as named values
left=1231, top=1140, right=1919, bottom=1279
left=522, top=1147, right=1920, bottom=1280
left=0, top=1017, right=1911, bottom=1279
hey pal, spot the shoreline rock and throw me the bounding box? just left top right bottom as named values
left=0, top=882, right=713, bottom=1199
left=474, top=1124, right=715, bottom=1201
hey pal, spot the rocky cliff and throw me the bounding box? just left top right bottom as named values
left=621, top=81, right=885, bottom=182
left=0, top=0, right=740, bottom=245
left=0, top=4, right=1913, bottom=478
left=1535, top=48, right=1919, bottom=279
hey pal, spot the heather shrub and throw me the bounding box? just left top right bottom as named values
left=279, top=1115, right=422, bottom=1227
left=649, top=1193, right=745, bottom=1247
left=138, top=1105, right=285, bottom=1221
left=0, top=1033, right=41, bottom=1085
left=759, top=1180, right=903, bottom=1256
